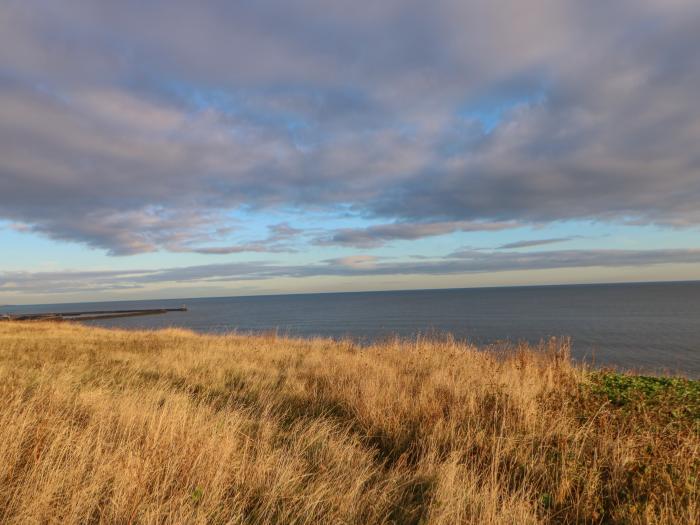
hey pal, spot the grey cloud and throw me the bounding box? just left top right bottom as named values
left=324, top=255, right=383, bottom=268
left=315, top=221, right=520, bottom=248
left=268, top=223, right=304, bottom=240
left=497, top=237, right=575, bottom=250
left=19, top=208, right=223, bottom=256
left=181, top=223, right=304, bottom=254
left=1, top=1, right=700, bottom=254
left=186, top=245, right=283, bottom=255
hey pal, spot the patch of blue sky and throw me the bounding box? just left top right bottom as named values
left=458, top=88, right=547, bottom=133
left=0, top=220, right=265, bottom=272
left=0, top=222, right=106, bottom=271
left=159, top=79, right=304, bottom=129
left=317, top=220, right=700, bottom=261
left=217, top=210, right=700, bottom=263
left=470, top=221, right=700, bottom=252
left=5, top=210, right=699, bottom=279
left=155, top=79, right=390, bottom=150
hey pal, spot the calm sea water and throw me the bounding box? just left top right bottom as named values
left=4, top=282, right=700, bottom=377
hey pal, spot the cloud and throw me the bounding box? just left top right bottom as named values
left=185, top=245, right=285, bottom=255
left=15, top=208, right=224, bottom=256
left=315, top=221, right=520, bottom=247
left=497, top=237, right=575, bottom=250
left=3, top=248, right=700, bottom=295
left=326, top=255, right=381, bottom=269
left=180, top=223, right=304, bottom=255
left=267, top=223, right=304, bottom=241
left=1, top=1, right=700, bottom=254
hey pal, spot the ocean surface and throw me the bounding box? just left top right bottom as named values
left=4, top=281, right=700, bottom=377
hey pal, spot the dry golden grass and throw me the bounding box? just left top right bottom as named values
left=0, top=321, right=697, bottom=524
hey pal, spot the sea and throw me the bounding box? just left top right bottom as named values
left=3, top=281, right=700, bottom=377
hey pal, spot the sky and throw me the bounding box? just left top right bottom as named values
left=2, top=0, right=700, bottom=304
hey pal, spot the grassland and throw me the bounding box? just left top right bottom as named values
left=0, top=322, right=697, bottom=524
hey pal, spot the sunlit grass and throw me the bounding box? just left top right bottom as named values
left=0, top=321, right=697, bottom=524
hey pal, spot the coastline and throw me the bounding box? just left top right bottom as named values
left=7, top=282, right=699, bottom=379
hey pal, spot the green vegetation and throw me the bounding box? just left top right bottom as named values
left=588, top=372, right=700, bottom=422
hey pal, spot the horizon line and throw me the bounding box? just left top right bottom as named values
left=4, top=278, right=700, bottom=308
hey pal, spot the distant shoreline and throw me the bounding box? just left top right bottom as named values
left=6, top=278, right=700, bottom=308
